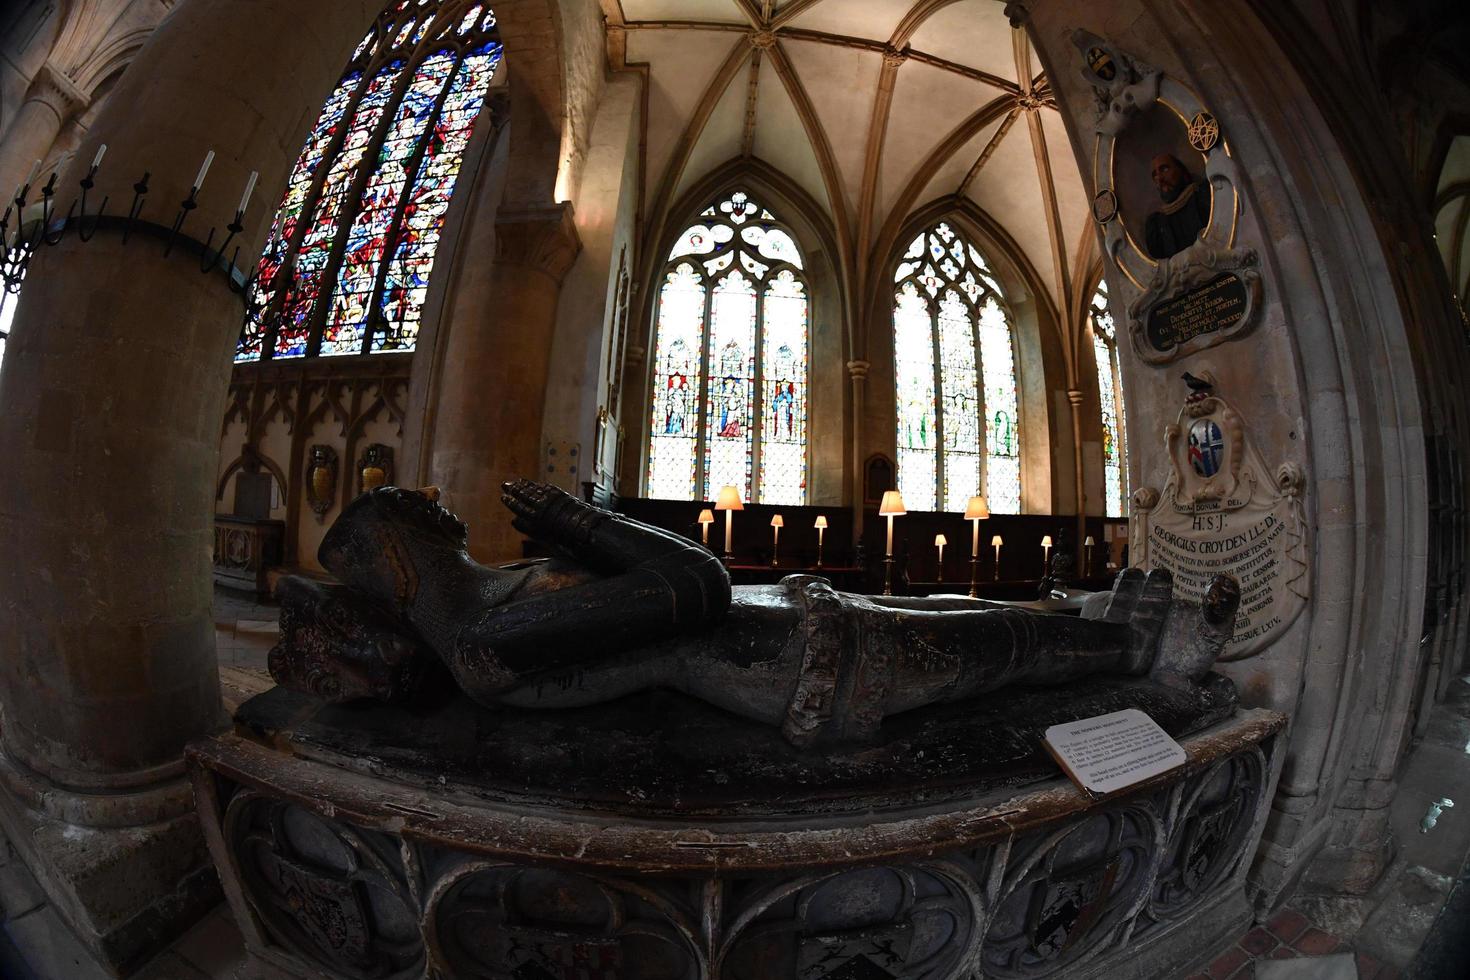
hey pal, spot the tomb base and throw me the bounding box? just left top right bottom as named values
left=187, top=684, right=1286, bottom=979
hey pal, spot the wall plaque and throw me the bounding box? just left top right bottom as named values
left=1145, top=271, right=1250, bottom=354
left=1130, top=376, right=1308, bottom=660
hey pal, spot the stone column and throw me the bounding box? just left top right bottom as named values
left=1068, top=387, right=1086, bottom=559
left=0, top=1, right=379, bottom=970
left=848, top=359, right=870, bottom=548
left=427, top=203, right=581, bottom=561
left=0, top=63, right=87, bottom=185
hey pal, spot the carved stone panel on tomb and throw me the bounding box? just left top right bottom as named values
left=1130, top=377, right=1309, bottom=659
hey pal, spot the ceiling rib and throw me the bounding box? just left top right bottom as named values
left=957, top=105, right=1021, bottom=197
left=639, top=35, right=752, bottom=286
left=622, top=21, right=1021, bottom=95
left=771, top=0, right=828, bottom=30
left=1014, top=31, right=1073, bottom=371
left=732, top=0, right=765, bottom=27
left=741, top=50, right=763, bottom=157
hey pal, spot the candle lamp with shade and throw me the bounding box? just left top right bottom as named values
left=770, top=514, right=784, bottom=567
left=1084, top=534, right=1095, bottom=573
left=879, top=490, right=906, bottom=596
left=697, top=509, right=715, bottom=548
left=934, top=533, right=947, bottom=582
left=964, top=495, right=989, bottom=598
left=813, top=515, right=828, bottom=567
left=992, top=534, right=1004, bottom=580
left=1041, top=535, right=1053, bottom=576
left=714, top=486, right=743, bottom=560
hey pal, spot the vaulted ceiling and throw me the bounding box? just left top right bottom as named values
left=606, top=0, right=1093, bottom=323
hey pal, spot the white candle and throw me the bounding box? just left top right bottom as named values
left=91, top=143, right=107, bottom=170
left=886, top=515, right=894, bottom=557
left=971, top=519, right=979, bottom=557
left=724, top=510, right=733, bottom=555
left=238, top=170, right=258, bottom=214
left=193, top=149, right=215, bottom=191
left=24, top=160, right=40, bottom=188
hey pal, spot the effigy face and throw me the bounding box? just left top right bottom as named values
left=268, top=577, right=435, bottom=704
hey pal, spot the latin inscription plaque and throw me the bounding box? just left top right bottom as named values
left=1145, top=273, right=1248, bottom=354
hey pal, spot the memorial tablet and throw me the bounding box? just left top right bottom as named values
left=1131, top=375, right=1310, bottom=660
left=1044, top=709, right=1186, bottom=795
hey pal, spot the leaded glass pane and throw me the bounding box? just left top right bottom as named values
left=703, top=272, right=757, bottom=502
left=761, top=271, right=808, bottom=506
left=938, top=289, right=980, bottom=512
left=375, top=40, right=501, bottom=353
left=646, top=188, right=810, bottom=504
left=239, top=1, right=500, bottom=362
left=647, top=264, right=705, bottom=500
left=1091, top=281, right=1127, bottom=517
left=894, top=222, right=1020, bottom=514
left=980, top=297, right=1020, bottom=513
left=894, top=282, right=937, bottom=511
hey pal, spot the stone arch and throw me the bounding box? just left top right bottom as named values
left=870, top=195, right=1067, bottom=515
left=627, top=157, right=849, bottom=504
left=1022, top=0, right=1444, bottom=902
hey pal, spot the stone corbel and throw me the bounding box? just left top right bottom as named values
left=494, top=203, right=582, bottom=285
left=27, top=61, right=89, bottom=121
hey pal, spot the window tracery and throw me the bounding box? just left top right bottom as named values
left=646, top=190, right=809, bottom=505
left=236, top=0, right=501, bottom=362
left=893, top=222, right=1021, bottom=513
left=1090, top=280, right=1128, bottom=518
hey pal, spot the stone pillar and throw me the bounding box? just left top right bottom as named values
left=847, top=359, right=870, bottom=548
left=0, top=63, right=87, bottom=185
left=1068, top=387, right=1086, bottom=559
left=427, top=203, right=580, bottom=561
left=0, top=0, right=379, bottom=970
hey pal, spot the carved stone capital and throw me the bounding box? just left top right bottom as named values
left=494, top=203, right=581, bottom=285
left=882, top=46, right=909, bottom=69
left=846, top=359, right=871, bottom=381
left=27, top=62, right=88, bottom=119
left=1066, top=389, right=1085, bottom=406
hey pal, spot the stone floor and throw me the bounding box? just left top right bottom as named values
left=8, top=587, right=1469, bottom=978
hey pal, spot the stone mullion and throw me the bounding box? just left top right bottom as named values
left=972, top=294, right=989, bottom=512
left=305, top=50, right=428, bottom=357
left=358, top=46, right=471, bottom=354
left=259, top=49, right=385, bottom=358
left=929, top=298, right=946, bottom=512
left=750, top=273, right=766, bottom=503
left=693, top=269, right=715, bottom=500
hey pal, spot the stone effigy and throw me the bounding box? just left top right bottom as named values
left=192, top=481, right=1285, bottom=980
left=269, top=479, right=1240, bottom=747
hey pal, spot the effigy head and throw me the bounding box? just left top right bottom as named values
left=319, top=486, right=470, bottom=610
left=268, top=576, right=432, bottom=704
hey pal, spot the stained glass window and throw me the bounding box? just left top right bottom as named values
left=1090, top=280, right=1128, bottom=517
left=645, top=189, right=810, bottom=504
left=237, top=1, right=501, bottom=362
left=893, top=222, right=1022, bottom=512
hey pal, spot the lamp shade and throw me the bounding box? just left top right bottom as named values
left=715, top=486, right=744, bottom=511
left=697, top=509, right=715, bottom=525
left=1041, top=535, right=1053, bottom=547
left=879, top=490, right=907, bottom=516
left=964, top=495, right=990, bottom=520
left=770, top=514, right=784, bottom=528
left=934, top=533, right=947, bottom=546
left=991, top=535, right=1004, bottom=546
left=1084, top=535, right=1095, bottom=546
left=813, top=515, right=828, bottom=529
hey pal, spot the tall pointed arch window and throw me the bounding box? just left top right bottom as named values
left=1089, top=280, right=1128, bottom=517
left=235, top=1, right=502, bottom=363
left=893, top=222, right=1021, bottom=513
left=646, top=190, right=810, bottom=505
